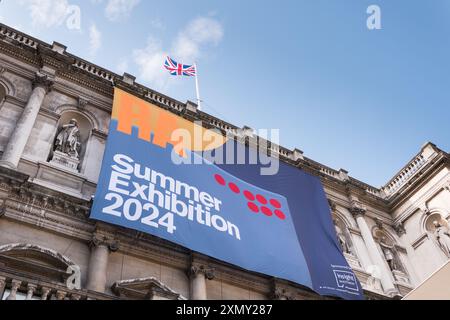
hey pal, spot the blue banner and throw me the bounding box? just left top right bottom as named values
left=90, top=88, right=364, bottom=300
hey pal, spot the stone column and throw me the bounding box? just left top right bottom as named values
left=189, top=265, right=215, bottom=300
left=0, top=72, right=53, bottom=169
left=86, top=235, right=119, bottom=293
left=351, top=207, right=398, bottom=295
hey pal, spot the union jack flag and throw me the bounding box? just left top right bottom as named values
left=164, top=56, right=197, bottom=76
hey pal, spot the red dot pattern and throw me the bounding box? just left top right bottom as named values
left=244, top=190, right=255, bottom=201
left=214, top=174, right=286, bottom=221
left=270, top=199, right=281, bottom=209
left=229, top=182, right=240, bottom=194
left=248, top=202, right=259, bottom=213
left=256, top=194, right=268, bottom=205
left=261, top=206, right=273, bottom=217
left=214, top=174, right=226, bottom=186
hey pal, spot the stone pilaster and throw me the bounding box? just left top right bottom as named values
left=350, top=204, right=398, bottom=296
left=86, top=234, right=119, bottom=293
left=0, top=72, right=53, bottom=169
left=189, top=264, right=215, bottom=300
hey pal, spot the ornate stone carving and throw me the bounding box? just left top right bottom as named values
left=375, top=218, right=383, bottom=230
left=433, top=220, right=450, bottom=258
left=78, top=97, right=89, bottom=110
left=349, top=200, right=367, bottom=218
left=381, top=243, right=396, bottom=271
left=32, top=72, right=54, bottom=92
left=50, top=119, right=82, bottom=171
left=189, top=265, right=216, bottom=280
left=90, top=234, right=120, bottom=252
left=420, top=204, right=430, bottom=216
left=54, top=119, right=81, bottom=160
left=444, top=181, right=450, bottom=192
left=334, top=220, right=351, bottom=254
left=394, top=223, right=406, bottom=237
left=272, top=287, right=296, bottom=300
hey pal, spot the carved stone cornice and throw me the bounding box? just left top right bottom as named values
left=189, top=265, right=216, bottom=280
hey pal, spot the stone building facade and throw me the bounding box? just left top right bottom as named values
left=0, top=23, right=449, bottom=300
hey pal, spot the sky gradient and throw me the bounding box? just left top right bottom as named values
left=1, top=0, right=449, bottom=187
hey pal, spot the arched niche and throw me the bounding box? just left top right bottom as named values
left=423, top=211, right=449, bottom=233
left=48, top=109, right=93, bottom=173
left=0, top=75, right=15, bottom=99
left=332, top=213, right=355, bottom=256
left=423, top=210, right=450, bottom=259
left=0, top=243, right=78, bottom=285
left=372, top=228, right=407, bottom=275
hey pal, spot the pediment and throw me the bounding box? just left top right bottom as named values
left=0, top=243, right=75, bottom=284
left=112, top=277, right=186, bottom=300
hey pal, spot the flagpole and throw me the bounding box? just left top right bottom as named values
left=194, top=62, right=202, bottom=111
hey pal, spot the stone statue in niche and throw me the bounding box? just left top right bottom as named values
left=54, top=119, right=81, bottom=159
left=382, top=245, right=396, bottom=271
left=379, top=236, right=400, bottom=272
left=50, top=119, right=82, bottom=171
left=334, top=222, right=350, bottom=254
left=433, top=220, right=450, bottom=257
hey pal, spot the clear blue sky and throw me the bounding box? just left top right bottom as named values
left=1, top=0, right=449, bottom=187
